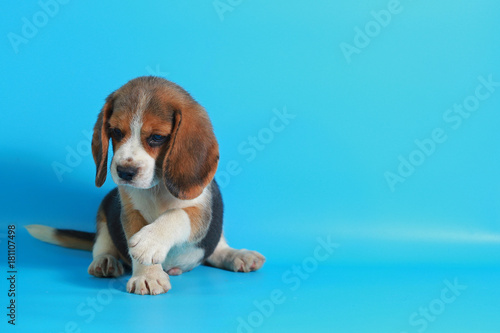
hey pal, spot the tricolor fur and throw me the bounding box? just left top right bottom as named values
left=26, top=77, right=265, bottom=295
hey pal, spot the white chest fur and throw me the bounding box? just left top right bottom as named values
left=124, top=185, right=209, bottom=224
left=123, top=185, right=209, bottom=271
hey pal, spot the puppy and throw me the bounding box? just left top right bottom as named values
left=26, top=76, right=265, bottom=295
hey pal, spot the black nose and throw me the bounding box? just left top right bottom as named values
left=116, top=165, right=138, bottom=181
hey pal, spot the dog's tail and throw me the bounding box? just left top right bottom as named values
left=25, top=225, right=95, bottom=251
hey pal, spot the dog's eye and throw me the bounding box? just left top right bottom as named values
left=148, top=134, right=168, bottom=147
left=110, top=128, right=124, bottom=141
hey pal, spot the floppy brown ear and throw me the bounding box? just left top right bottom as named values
left=91, top=94, right=114, bottom=187
left=162, top=105, right=219, bottom=200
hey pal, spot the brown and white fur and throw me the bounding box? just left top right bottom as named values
left=26, top=76, right=265, bottom=295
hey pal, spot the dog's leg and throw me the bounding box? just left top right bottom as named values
left=121, top=208, right=181, bottom=295
left=88, top=213, right=124, bottom=278
left=205, top=235, right=265, bottom=272
left=128, top=208, right=194, bottom=265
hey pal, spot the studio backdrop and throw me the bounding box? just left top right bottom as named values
left=1, top=1, right=499, bottom=332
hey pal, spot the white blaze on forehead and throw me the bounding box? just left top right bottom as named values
left=125, top=90, right=151, bottom=159
left=131, top=89, right=152, bottom=135
left=110, top=90, right=157, bottom=188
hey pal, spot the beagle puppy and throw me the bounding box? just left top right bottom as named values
left=26, top=76, right=265, bottom=295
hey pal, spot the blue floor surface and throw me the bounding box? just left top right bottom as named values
left=1, top=228, right=498, bottom=333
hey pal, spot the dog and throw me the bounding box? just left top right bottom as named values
left=26, top=76, right=265, bottom=295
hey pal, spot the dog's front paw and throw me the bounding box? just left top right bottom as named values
left=126, top=270, right=171, bottom=295
left=129, top=224, right=169, bottom=265
left=88, top=254, right=124, bottom=278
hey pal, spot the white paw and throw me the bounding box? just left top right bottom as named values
left=226, top=249, right=266, bottom=272
left=88, top=254, right=124, bottom=277
left=129, top=224, right=169, bottom=265
left=126, top=270, right=171, bottom=295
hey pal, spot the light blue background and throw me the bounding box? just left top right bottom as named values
left=1, top=1, right=499, bottom=332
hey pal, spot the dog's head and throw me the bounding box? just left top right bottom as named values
left=91, top=76, right=219, bottom=200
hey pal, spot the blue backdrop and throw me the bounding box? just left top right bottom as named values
left=1, top=1, right=499, bottom=332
